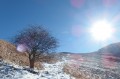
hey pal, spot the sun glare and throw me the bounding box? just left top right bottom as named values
left=90, top=20, right=115, bottom=42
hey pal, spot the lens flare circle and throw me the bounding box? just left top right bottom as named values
left=17, top=44, right=27, bottom=52
left=70, top=0, right=84, bottom=8
left=90, top=20, right=115, bottom=41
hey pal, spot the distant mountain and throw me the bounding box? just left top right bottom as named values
left=98, top=42, right=120, bottom=58
left=59, top=42, right=120, bottom=63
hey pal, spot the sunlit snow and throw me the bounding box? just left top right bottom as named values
left=0, top=59, right=75, bottom=79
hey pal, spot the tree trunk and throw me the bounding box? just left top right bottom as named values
left=29, top=53, right=35, bottom=69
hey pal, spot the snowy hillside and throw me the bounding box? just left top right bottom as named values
left=0, top=59, right=75, bottom=79
left=1, top=40, right=120, bottom=79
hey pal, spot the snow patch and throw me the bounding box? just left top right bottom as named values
left=0, top=59, right=75, bottom=79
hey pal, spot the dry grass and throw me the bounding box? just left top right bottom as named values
left=0, top=40, right=28, bottom=66
left=0, top=40, right=58, bottom=69
left=63, top=56, right=120, bottom=79
left=37, top=54, right=58, bottom=64
left=0, top=40, right=43, bottom=69
left=63, top=63, right=102, bottom=79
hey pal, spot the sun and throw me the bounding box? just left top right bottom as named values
left=90, top=20, right=115, bottom=42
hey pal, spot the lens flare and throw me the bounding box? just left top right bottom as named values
left=17, top=44, right=27, bottom=52
left=103, top=0, right=118, bottom=7
left=102, top=53, right=117, bottom=68
left=70, top=0, right=84, bottom=8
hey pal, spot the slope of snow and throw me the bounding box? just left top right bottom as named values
left=0, top=59, right=75, bottom=79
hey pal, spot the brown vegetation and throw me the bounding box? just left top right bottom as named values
left=63, top=63, right=101, bottom=79
left=0, top=40, right=29, bottom=66
left=63, top=53, right=120, bottom=79
left=0, top=40, right=57, bottom=69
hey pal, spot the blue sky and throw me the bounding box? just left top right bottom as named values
left=1, top=0, right=120, bottom=53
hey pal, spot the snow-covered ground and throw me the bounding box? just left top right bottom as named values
left=0, top=59, right=75, bottom=79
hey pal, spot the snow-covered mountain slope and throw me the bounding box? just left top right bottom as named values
left=0, top=59, right=75, bottom=79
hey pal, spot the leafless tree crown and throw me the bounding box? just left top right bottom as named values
left=13, top=25, right=58, bottom=54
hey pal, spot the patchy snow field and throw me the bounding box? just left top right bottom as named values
left=0, top=59, right=75, bottom=79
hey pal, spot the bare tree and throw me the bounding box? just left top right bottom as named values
left=13, top=25, right=58, bottom=69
